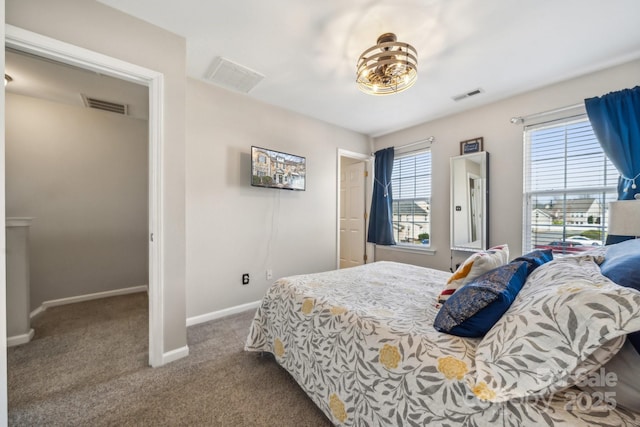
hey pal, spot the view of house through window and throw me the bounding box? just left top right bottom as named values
left=391, top=150, right=431, bottom=246
left=523, top=115, right=618, bottom=255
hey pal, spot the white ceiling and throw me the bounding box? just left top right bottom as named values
left=10, top=1, right=640, bottom=137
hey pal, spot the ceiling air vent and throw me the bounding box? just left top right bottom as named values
left=204, top=56, right=264, bottom=94
left=452, top=88, right=484, bottom=102
left=82, top=95, right=128, bottom=115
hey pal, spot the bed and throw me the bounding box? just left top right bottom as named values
left=245, top=241, right=640, bottom=426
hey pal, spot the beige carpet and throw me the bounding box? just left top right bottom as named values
left=8, top=293, right=331, bottom=426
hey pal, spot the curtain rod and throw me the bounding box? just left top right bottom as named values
left=372, top=136, right=435, bottom=156
left=510, top=102, right=584, bottom=124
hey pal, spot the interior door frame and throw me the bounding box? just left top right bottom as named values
left=4, top=25, right=165, bottom=368
left=336, top=149, right=373, bottom=269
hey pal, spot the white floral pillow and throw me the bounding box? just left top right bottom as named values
left=473, top=255, right=640, bottom=402
left=437, top=244, right=509, bottom=304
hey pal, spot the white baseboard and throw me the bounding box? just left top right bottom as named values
left=30, top=305, right=46, bottom=319
left=7, top=328, right=35, bottom=347
left=30, top=285, right=149, bottom=319
left=186, top=300, right=262, bottom=327
left=162, top=345, right=189, bottom=365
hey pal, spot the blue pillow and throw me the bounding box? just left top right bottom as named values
left=600, top=238, right=640, bottom=354
left=512, top=249, right=553, bottom=276
left=600, top=238, right=640, bottom=291
left=628, top=332, right=640, bottom=355
left=434, top=261, right=528, bottom=338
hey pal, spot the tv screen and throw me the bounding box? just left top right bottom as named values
left=251, top=146, right=306, bottom=191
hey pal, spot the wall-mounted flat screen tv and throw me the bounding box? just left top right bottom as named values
left=251, top=146, right=306, bottom=191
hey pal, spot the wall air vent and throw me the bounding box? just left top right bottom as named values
left=82, top=95, right=128, bottom=115
left=452, top=88, right=484, bottom=102
left=204, top=56, right=264, bottom=94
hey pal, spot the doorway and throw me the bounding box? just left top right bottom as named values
left=337, top=150, right=373, bottom=269
left=5, top=25, right=165, bottom=367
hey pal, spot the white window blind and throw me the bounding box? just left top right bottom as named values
left=391, top=150, right=432, bottom=246
left=523, top=115, right=618, bottom=254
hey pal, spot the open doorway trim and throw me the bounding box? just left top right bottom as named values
left=336, top=149, right=374, bottom=269
left=5, top=25, right=165, bottom=367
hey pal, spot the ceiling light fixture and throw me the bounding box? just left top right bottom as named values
left=5, top=74, right=13, bottom=86
left=356, top=33, right=417, bottom=96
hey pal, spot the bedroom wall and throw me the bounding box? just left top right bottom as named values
left=185, top=79, right=370, bottom=319
left=6, top=0, right=187, bottom=353
left=1, top=0, right=7, bottom=419
left=373, top=58, right=640, bottom=272
left=5, top=93, right=148, bottom=310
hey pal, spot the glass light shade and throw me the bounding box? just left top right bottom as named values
left=356, top=33, right=417, bottom=96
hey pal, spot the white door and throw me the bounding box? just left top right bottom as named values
left=340, top=161, right=366, bottom=268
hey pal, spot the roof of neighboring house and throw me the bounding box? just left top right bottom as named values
left=565, top=198, right=598, bottom=211
left=394, top=200, right=430, bottom=215
left=531, top=208, right=554, bottom=219
left=533, top=198, right=600, bottom=217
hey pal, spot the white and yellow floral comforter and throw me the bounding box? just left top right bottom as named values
left=245, top=261, right=640, bottom=426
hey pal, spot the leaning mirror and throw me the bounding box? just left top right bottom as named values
left=450, top=152, right=489, bottom=251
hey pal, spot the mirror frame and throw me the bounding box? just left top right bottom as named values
left=450, top=151, right=489, bottom=251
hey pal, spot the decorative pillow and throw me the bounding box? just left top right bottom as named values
left=511, top=249, right=553, bottom=276
left=473, top=255, right=640, bottom=402
left=437, top=244, right=509, bottom=304
left=600, top=238, right=640, bottom=291
left=599, top=239, right=640, bottom=354
left=434, top=261, right=528, bottom=337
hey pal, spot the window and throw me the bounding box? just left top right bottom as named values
left=523, top=115, right=618, bottom=254
left=391, top=150, right=432, bottom=246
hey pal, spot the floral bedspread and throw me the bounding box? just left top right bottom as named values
left=245, top=261, right=640, bottom=426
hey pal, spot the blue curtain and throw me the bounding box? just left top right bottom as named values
left=585, top=86, right=640, bottom=200
left=367, top=147, right=396, bottom=245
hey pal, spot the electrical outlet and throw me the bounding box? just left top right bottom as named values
left=242, top=273, right=250, bottom=285
left=266, top=269, right=273, bottom=280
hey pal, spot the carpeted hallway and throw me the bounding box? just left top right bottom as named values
left=7, top=293, right=331, bottom=426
